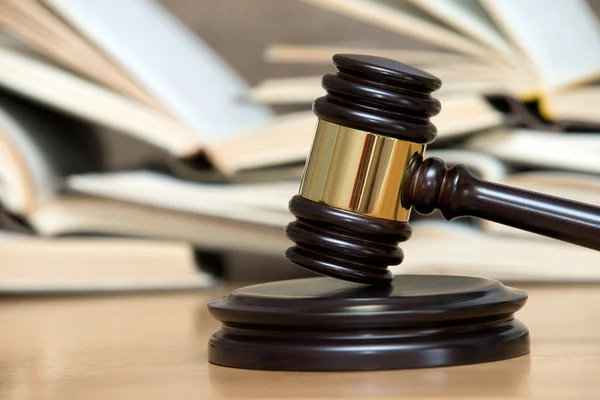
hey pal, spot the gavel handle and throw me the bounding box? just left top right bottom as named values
left=408, top=157, right=600, bottom=251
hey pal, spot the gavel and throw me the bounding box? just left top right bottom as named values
left=284, top=53, right=600, bottom=285
left=207, top=54, right=600, bottom=372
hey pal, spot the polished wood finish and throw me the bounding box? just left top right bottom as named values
left=208, top=275, right=529, bottom=371
left=285, top=195, right=410, bottom=284
left=408, top=157, right=600, bottom=251
left=1, top=284, right=599, bottom=399
left=287, top=154, right=600, bottom=283
left=286, top=54, right=600, bottom=284
left=313, top=54, right=441, bottom=143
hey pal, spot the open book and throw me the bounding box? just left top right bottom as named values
left=4, top=78, right=597, bottom=263
left=0, top=92, right=293, bottom=254
left=4, top=0, right=600, bottom=286
left=45, top=170, right=600, bottom=283
left=4, top=86, right=600, bottom=283
left=0, top=0, right=517, bottom=176
left=262, top=0, right=600, bottom=125
left=19, top=139, right=600, bottom=282
left=0, top=0, right=333, bottom=175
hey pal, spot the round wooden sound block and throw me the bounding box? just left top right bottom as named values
left=207, top=275, right=529, bottom=371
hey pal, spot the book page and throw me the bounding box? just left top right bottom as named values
left=43, top=0, right=272, bottom=142
left=248, top=76, right=324, bottom=105
left=482, top=0, right=600, bottom=91
left=466, top=128, right=600, bottom=174
left=303, top=0, right=499, bottom=61
left=0, top=44, right=201, bottom=156
left=394, top=221, right=600, bottom=282
left=430, top=93, right=506, bottom=140
left=405, top=0, right=518, bottom=60
left=264, top=44, right=474, bottom=65
left=248, top=60, right=529, bottom=104
left=541, top=86, right=600, bottom=123
left=30, top=197, right=290, bottom=256
left=66, top=171, right=296, bottom=227
left=425, top=149, right=508, bottom=182
left=206, top=111, right=318, bottom=175
left=1, top=0, right=161, bottom=110
left=247, top=73, right=506, bottom=104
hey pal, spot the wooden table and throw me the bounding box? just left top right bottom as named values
left=0, top=282, right=599, bottom=399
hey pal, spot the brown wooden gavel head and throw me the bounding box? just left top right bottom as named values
left=285, top=54, right=600, bottom=285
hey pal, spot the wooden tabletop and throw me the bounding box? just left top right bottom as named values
left=0, top=281, right=599, bottom=399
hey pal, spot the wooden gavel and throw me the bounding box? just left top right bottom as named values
left=285, top=54, right=600, bottom=285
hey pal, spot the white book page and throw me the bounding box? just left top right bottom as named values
left=482, top=0, right=600, bottom=91
left=303, top=0, right=498, bottom=60
left=1, top=0, right=161, bottom=110
left=466, top=129, right=600, bottom=174
left=394, top=221, right=600, bottom=281
left=0, top=44, right=200, bottom=156
left=541, top=85, right=600, bottom=123
left=405, top=0, right=520, bottom=61
left=424, top=149, right=508, bottom=182
left=43, top=0, right=272, bottom=142
left=430, top=93, right=505, bottom=139
left=264, top=44, right=475, bottom=65
left=31, top=197, right=290, bottom=256
left=66, top=171, right=297, bottom=227
left=247, top=61, right=528, bottom=104
left=206, top=111, right=318, bottom=174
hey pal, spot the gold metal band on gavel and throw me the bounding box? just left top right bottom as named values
left=298, top=119, right=425, bottom=222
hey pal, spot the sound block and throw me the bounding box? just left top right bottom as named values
left=207, top=275, right=529, bottom=371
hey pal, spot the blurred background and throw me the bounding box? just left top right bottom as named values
left=3, top=0, right=600, bottom=293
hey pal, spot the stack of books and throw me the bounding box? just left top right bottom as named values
left=250, top=0, right=600, bottom=281
left=2, top=0, right=600, bottom=293
left=0, top=0, right=310, bottom=292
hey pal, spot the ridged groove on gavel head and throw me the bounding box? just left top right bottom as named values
left=313, top=54, right=442, bottom=144
left=285, top=195, right=412, bottom=285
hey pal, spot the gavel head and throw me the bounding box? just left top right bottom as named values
left=284, top=54, right=442, bottom=285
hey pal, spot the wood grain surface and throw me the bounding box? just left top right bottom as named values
left=0, top=282, right=599, bottom=399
